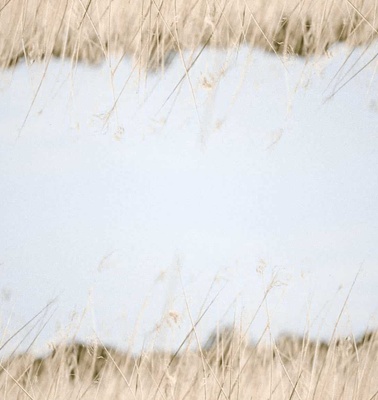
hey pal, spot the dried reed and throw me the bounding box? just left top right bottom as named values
left=0, top=0, right=377, bottom=70
left=1, top=330, right=377, bottom=400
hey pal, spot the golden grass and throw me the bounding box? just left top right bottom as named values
left=1, top=329, right=377, bottom=400
left=0, top=0, right=377, bottom=71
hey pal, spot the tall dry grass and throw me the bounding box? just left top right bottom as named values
left=1, top=329, right=377, bottom=400
left=0, top=0, right=377, bottom=70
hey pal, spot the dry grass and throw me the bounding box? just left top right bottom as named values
left=0, top=0, right=377, bottom=71
left=0, top=328, right=377, bottom=400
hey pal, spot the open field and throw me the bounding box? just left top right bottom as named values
left=1, top=0, right=377, bottom=70
left=1, top=329, right=377, bottom=400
